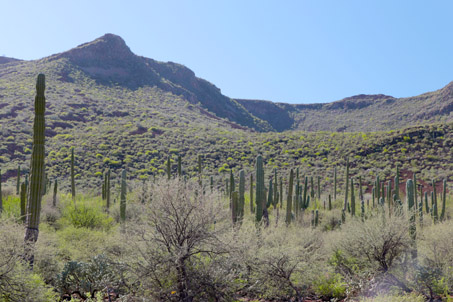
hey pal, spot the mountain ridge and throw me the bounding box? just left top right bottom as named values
left=1, top=33, right=453, bottom=133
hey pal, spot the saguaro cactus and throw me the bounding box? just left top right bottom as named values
left=286, top=169, right=294, bottom=224
left=198, top=154, right=202, bottom=186
left=350, top=178, right=355, bottom=216
left=52, top=179, right=58, bottom=207
left=250, top=174, right=254, bottom=214
left=441, top=179, right=447, bottom=221
left=120, top=169, right=127, bottom=223
left=70, top=148, right=76, bottom=200
left=238, top=170, right=245, bottom=220
left=432, top=179, right=438, bottom=223
left=177, top=155, right=182, bottom=177
left=255, top=155, right=265, bottom=223
left=24, top=74, right=46, bottom=268
left=334, top=167, right=337, bottom=201
left=106, top=169, right=111, bottom=211
left=20, top=182, right=26, bottom=223
left=229, top=170, right=235, bottom=199
left=407, top=179, right=417, bottom=258
left=343, top=158, right=349, bottom=211
left=16, top=165, right=21, bottom=195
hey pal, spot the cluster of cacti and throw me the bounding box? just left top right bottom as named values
left=24, top=74, right=46, bottom=268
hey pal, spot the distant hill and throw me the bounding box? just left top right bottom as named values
left=1, top=33, right=453, bottom=186
left=237, top=82, right=453, bottom=132
left=0, top=56, right=21, bottom=65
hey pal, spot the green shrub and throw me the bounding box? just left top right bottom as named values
left=314, top=272, right=347, bottom=299
left=56, top=225, right=120, bottom=262
left=59, top=202, right=113, bottom=231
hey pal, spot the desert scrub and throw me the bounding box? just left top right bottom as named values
left=238, top=219, right=326, bottom=302
left=0, top=218, right=57, bottom=302
left=417, top=220, right=453, bottom=297
left=124, top=178, right=236, bottom=302
left=331, top=214, right=411, bottom=296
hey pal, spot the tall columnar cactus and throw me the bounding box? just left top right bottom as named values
left=255, top=155, right=265, bottom=223
left=286, top=169, right=294, bottom=225
left=16, top=165, right=21, bottom=195
left=343, top=158, right=349, bottom=212
left=303, top=176, right=308, bottom=211
left=424, top=191, right=429, bottom=214
left=432, top=179, right=438, bottom=223
left=52, top=179, right=58, bottom=207
left=198, top=154, right=202, bottom=186
left=407, top=179, right=417, bottom=258
left=231, top=191, right=239, bottom=224
left=387, top=180, right=392, bottom=216
left=166, top=156, right=171, bottom=180
left=210, top=176, right=213, bottom=192
left=419, top=198, right=423, bottom=227
left=279, top=177, right=283, bottom=209
left=359, top=176, right=363, bottom=202
left=24, top=74, right=46, bottom=268
left=102, top=173, right=106, bottom=200
left=310, top=176, right=314, bottom=199
left=229, top=170, right=235, bottom=199
left=350, top=178, right=355, bottom=216
left=413, top=173, right=417, bottom=208
left=177, top=155, right=182, bottom=177
left=238, top=170, right=245, bottom=220
left=395, top=165, right=399, bottom=200
left=120, top=169, right=127, bottom=223
left=361, top=199, right=365, bottom=221
left=106, top=169, right=111, bottom=211
left=441, top=179, right=446, bottom=221
left=273, top=169, right=278, bottom=207
left=372, top=187, right=375, bottom=207
left=267, top=178, right=273, bottom=208
left=334, top=167, right=337, bottom=201
left=250, top=174, right=254, bottom=214
left=328, top=194, right=332, bottom=210
left=71, top=148, right=75, bottom=200
left=376, top=175, right=380, bottom=201
left=20, top=182, right=26, bottom=223
left=317, top=176, right=321, bottom=200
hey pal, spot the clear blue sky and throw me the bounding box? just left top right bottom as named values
left=1, top=0, right=452, bottom=103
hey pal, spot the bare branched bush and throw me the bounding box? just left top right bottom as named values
left=124, top=178, right=235, bottom=301
left=332, top=215, right=411, bottom=296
